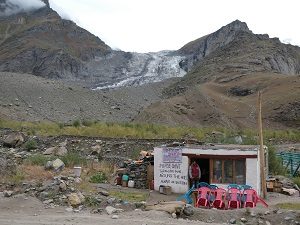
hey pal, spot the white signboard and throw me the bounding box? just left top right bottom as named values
left=154, top=147, right=189, bottom=193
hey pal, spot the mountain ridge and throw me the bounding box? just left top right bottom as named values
left=0, top=2, right=299, bottom=129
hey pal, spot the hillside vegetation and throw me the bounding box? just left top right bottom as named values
left=1, top=119, right=299, bottom=143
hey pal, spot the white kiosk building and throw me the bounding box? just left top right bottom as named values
left=154, top=144, right=267, bottom=195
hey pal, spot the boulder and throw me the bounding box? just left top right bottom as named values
left=99, top=190, right=109, bottom=197
left=234, top=136, right=243, bottom=144
left=105, top=206, right=117, bottom=215
left=52, top=158, right=65, bottom=171
left=59, top=181, right=67, bottom=192
left=145, top=201, right=186, bottom=214
left=90, top=145, right=101, bottom=155
left=183, top=206, right=194, bottom=216
left=43, top=146, right=67, bottom=156
left=3, top=190, right=13, bottom=197
left=68, top=193, right=82, bottom=206
left=44, top=161, right=53, bottom=170
left=58, top=140, right=67, bottom=147
left=3, top=133, right=25, bottom=147
left=229, top=218, right=236, bottom=224
left=282, top=187, right=297, bottom=196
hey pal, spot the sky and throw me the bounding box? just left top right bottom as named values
left=48, top=0, right=300, bottom=53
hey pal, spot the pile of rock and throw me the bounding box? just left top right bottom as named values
left=127, top=162, right=149, bottom=189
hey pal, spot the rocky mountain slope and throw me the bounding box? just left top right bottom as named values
left=0, top=1, right=299, bottom=129
left=0, top=0, right=186, bottom=88
left=135, top=22, right=300, bottom=129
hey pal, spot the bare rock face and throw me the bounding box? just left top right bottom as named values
left=177, top=20, right=252, bottom=72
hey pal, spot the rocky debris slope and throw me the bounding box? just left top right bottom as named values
left=0, top=72, right=176, bottom=122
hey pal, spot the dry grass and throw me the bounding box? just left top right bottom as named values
left=21, top=165, right=53, bottom=182
left=0, top=165, right=53, bottom=184
left=276, top=203, right=300, bottom=210
left=109, top=190, right=148, bottom=202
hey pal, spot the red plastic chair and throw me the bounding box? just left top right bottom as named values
left=228, top=188, right=241, bottom=209
left=212, top=188, right=226, bottom=209
left=196, top=186, right=211, bottom=208
left=242, top=189, right=257, bottom=208
left=256, top=196, right=268, bottom=208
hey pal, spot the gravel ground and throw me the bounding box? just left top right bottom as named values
left=0, top=72, right=177, bottom=123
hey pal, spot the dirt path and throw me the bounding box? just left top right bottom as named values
left=0, top=194, right=222, bottom=225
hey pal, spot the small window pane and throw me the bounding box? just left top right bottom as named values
left=224, top=160, right=233, bottom=183
left=235, top=159, right=246, bottom=184
left=212, top=160, right=222, bottom=183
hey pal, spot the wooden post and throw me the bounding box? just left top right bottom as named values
left=258, top=91, right=267, bottom=199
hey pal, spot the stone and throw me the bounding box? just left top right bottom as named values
left=3, top=133, right=25, bottom=147
left=43, top=199, right=54, bottom=204
left=74, top=177, right=82, bottom=184
left=65, top=207, right=73, bottom=212
left=105, top=206, right=117, bottom=215
left=91, top=145, right=101, bottom=154
left=135, top=202, right=146, bottom=208
left=171, top=213, right=177, bottom=219
left=111, top=215, right=119, bottom=219
left=77, top=191, right=85, bottom=202
left=99, top=190, right=109, bottom=197
left=258, top=219, right=264, bottom=224
left=59, top=182, right=67, bottom=192
left=39, top=192, right=49, bottom=199
left=234, top=136, right=243, bottom=144
left=3, top=190, right=13, bottom=197
left=183, top=206, right=194, bottom=216
left=265, top=221, right=271, bottom=225
left=43, top=146, right=68, bottom=156
left=250, top=211, right=257, bottom=217
left=52, top=158, right=65, bottom=171
left=264, top=210, right=270, bottom=215
left=229, top=218, right=236, bottom=224
left=240, top=218, right=247, bottom=222
left=282, top=188, right=297, bottom=196
left=107, top=197, right=116, bottom=204
left=44, top=161, right=53, bottom=170
left=284, top=217, right=292, bottom=221
left=59, top=140, right=67, bottom=147
left=68, top=193, right=82, bottom=206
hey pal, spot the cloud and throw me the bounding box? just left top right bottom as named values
left=0, top=0, right=46, bottom=17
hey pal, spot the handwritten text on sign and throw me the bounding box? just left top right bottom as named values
left=163, top=148, right=182, bottom=163
left=158, top=163, right=188, bottom=186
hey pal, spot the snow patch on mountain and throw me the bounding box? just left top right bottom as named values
left=93, top=51, right=186, bottom=90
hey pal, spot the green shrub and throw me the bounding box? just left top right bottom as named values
left=84, top=195, right=100, bottom=207
left=109, top=190, right=147, bottom=202
left=24, top=154, right=54, bottom=166
left=293, top=176, right=300, bottom=187
left=72, top=120, right=81, bottom=127
left=82, top=120, right=93, bottom=127
left=268, top=146, right=286, bottom=175
left=60, top=152, right=87, bottom=167
left=89, top=172, right=107, bottom=183
left=24, top=139, right=37, bottom=150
